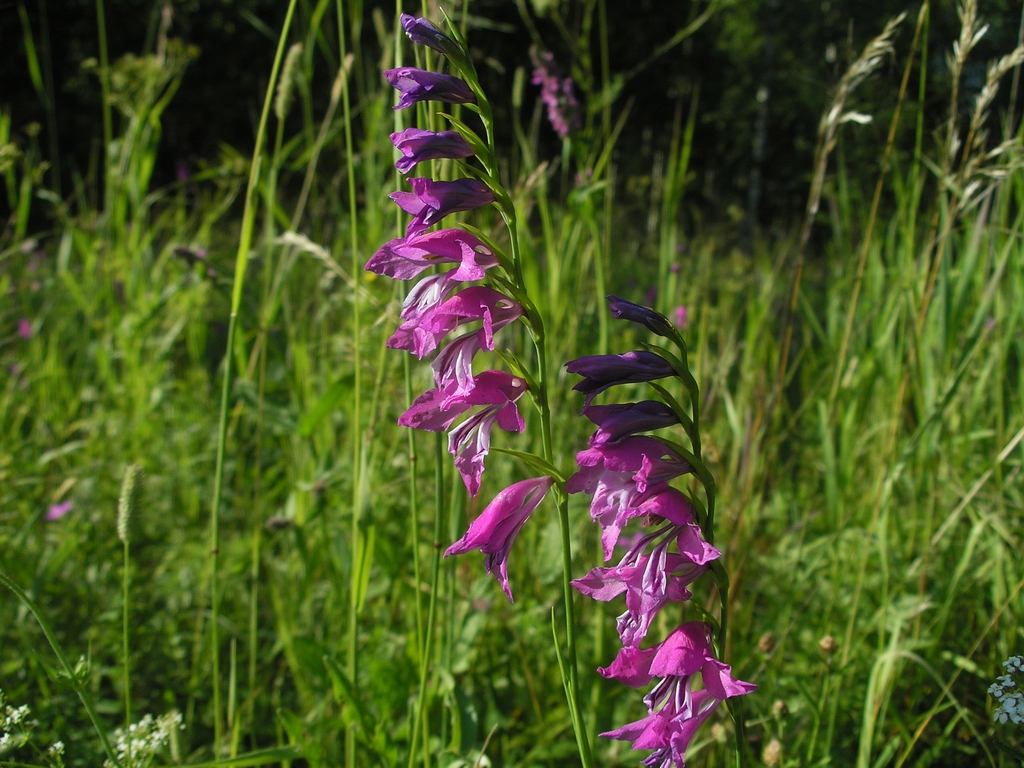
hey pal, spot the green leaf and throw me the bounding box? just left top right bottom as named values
left=490, top=448, right=564, bottom=484
left=353, top=523, right=375, bottom=612
left=323, top=655, right=372, bottom=735
left=438, top=112, right=492, bottom=165
left=299, top=374, right=354, bottom=436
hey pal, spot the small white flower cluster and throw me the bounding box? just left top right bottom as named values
left=1, top=688, right=33, bottom=754
left=989, top=655, right=1024, bottom=725
left=104, top=711, right=183, bottom=768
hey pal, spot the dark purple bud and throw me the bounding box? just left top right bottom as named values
left=391, top=128, right=474, bottom=174
left=584, top=401, right=679, bottom=446
left=385, top=67, right=475, bottom=110
left=565, top=351, right=675, bottom=404
left=400, top=14, right=463, bottom=61
left=607, top=295, right=675, bottom=338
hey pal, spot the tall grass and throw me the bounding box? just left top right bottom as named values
left=1, top=0, right=1022, bottom=766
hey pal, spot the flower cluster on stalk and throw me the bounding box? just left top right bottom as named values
left=370, top=15, right=551, bottom=601
left=566, top=296, right=756, bottom=767
left=529, top=47, right=581, bottom=139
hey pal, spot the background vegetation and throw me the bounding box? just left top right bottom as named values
left=1, top=0, right=1023, bottom=766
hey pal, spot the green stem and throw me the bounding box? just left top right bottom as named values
left=209, top=0, right=299, bottom=749
left=0, top=572, right=120, bottom=766
left=337, top=2, right=362, bottom=765
left=122, top=538, right=131, bottom=730
left=408, top=433, right=446, bottom=768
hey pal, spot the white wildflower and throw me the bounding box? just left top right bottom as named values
left=104, top=711, right=183, bottom=768
left=989, top=655, right=1024, bottom=725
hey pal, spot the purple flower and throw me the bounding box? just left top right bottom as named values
left=420, top=286, right=523, bottom=346
left=607, top=295, right=676, bottom=338
left=391, top=128, right=474, bottom=174
left=594, top=645, right=658, bottom=688
left=431, top=328, right=486, bottom=400
left=391, top=177, right=495, bottom=236
left=575, top=551, right=704, bottom=647
left=399, top=370, right=528, bottom=494
left=567, top=438, right=692, bottom=558
left=400, top=14, right=463, bottom=61
left=399, top=370, right=525, bottom=429
left=387, top=272, right=459, bottom=359
left=585, top=401, right=680, bottom=446
left=602, top=688, right=720, bottom=768
left=17, top=318, right=32, bottom=340
left=365, top=228, right=499, bottom=282
left=447, top=388, right=526, bottom=496
left=45, top=501, right=73, bottom=521
left=574, top=437, right=693, bottom=495
left=385, top=67, right=475, bottom=110
left=389, top=284, right=524, bottom=362
left=445, top=475, right=554, bottom=600
left=565, top=351, right=676, bottom=405
left=600, top=624, right=756, bottom=765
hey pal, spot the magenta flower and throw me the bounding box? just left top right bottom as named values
left=420, top=286, right=523, bottom=347
left=391, top=177, right=495, bottom=235
left=385, top=67, right=475, bottom=110
left=400, top=14, right=463, bottom=61
left=17, top=318, right=32, bottom=340
left=585, top=401, right=679, bottom=446
left=447, top=389, right=526, bottom=496
left=45, top=501, right=73, bottom=520
left=399, top=370, right=528, bottom=494
left=445, top=475, right=554, bottom=600
left=431, top=328, right=486, bottom=400
left=365, top=228, right=499, bottom=282
left=600, top=624, right=756, bottom=766
left=399, top=370, right=526, bottom=431
left=607, top=295, right=677, bottom=338
left=565, top=351, right=676, bottom=405
left=601, top=688, right=719, bottom=768
left=387, top=272, right=459, bottom=359
left=574, top=551, right=705, bottom=647
left=567, top=438, right=692, bottom=558
left=392, top=128, right=474, bottom=174
left=574, top=437, right=692, bottom=494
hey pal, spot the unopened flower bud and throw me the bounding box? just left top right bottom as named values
left=762, top=737, right=782, bottom=767
left=819, top=634, right=838, bottom=657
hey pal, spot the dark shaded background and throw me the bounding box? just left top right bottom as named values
left=2, top=0, right=1022, bottom=227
